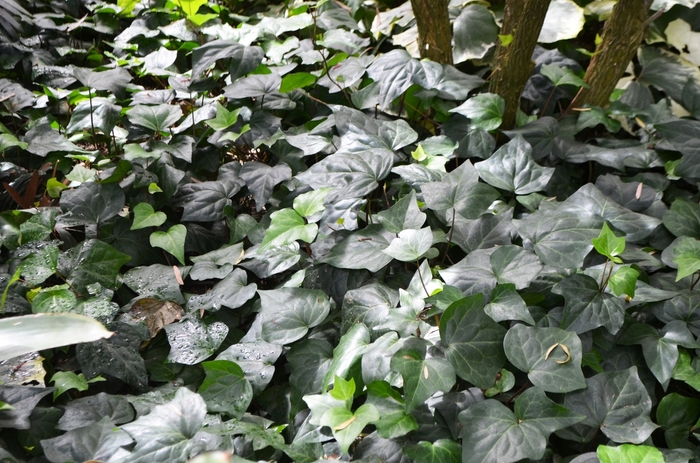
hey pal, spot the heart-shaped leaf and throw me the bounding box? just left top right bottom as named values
left=150, top=224, right=187, bottom=265
left=131, top=202, right=167, bottom=230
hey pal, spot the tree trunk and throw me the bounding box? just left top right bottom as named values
left=567, top=0, right=650, bottom=110
left=410, top=0, right=453, bottom=65
left=488, top=0, right=550, bottom=130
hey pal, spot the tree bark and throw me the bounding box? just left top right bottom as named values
left=567, top=0, right=650, bottom=110
left=410, top=0, right=453, bottom=65
left=489, top=0, right=550, bottom=130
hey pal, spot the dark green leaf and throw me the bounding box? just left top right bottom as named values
left=474, top=136, right=554, bottom=194
left=390, top=348, right=456, bottom=413
left=58, top=239, right=131, bottom=294
left=556, top=367, right=657, bottom=444
left=450, top=93, right=505, bottom=132
left=41, top=416, right=132, bottom=463
left=404, top=439, right=461, bottom=463
left=165, top=317, right=228, bottom=365
left=199, top=360, right=253, bottom=418
left=459, top=387, right=584, bottom=463
left=553, top=274, right=625, bottom=335
left=656, top=393, right=700, bottom=449
left=258, top=287, right=331, bottom=344
left=439, top=294, right=506, bottom=389
left=504, top=324, right=586, bottom=393
left=453, top=4, right=498, bottom=63
left=60, top=182, right=125, bottom=225
left=120, top=388, right=207, bottom=463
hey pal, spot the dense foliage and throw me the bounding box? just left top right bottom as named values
left=2, top=0, right=700, bottom=461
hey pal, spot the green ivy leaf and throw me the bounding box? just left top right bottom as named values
left=504, top=324, right=586, bottom=393
left=319, top=404, right=380, bottom=455
left=165, top=317, right=228, bottom=365
left=459, top=387, right=584, bottom=463
left=596, top=444, right=664, bottom=463
left=403, top=439, right=461, bottom=463
left=390, top=348, right=456, bottom=413
left=656, top=392, right=700, bottom=449
left=293, top=188, right=332, bottom=219
left=608, top=266, right=640, bottom=298
left=375, top=190, right=426, bottom=234
left=541, top=64, right=589, bottom=88
left=474, top=135, right=555, bottom=195
left=553, top=274, right=625, bottom=335
left=127, top=104, right=182, bottom=133
left=557, top=367, right=658, bottom=444
left=120, top=388, right=207, bottom=462
left=592, top=222, right=626, bottom=262
left=131, top=203, right=167, bottom=230
left=673, top=237, right=700, bottom=281
left=439, top=294, right=506, bottom=389
left=382, top=227, right=434, bottom=262
left=365, top=381, right=418, bottom=439
left=258, top=287, right=331, bottom=345
left=449, top=93, right=505, bottom=131
left=199, top=360, right=253, bottom=419
left=329, top=376, right=355, bottom=402
left=150, top=224, right=187, bottom=265
left=279, top=72, right=317, bottom=93
left=259, top=208, right=318, bottom=252
left=50, top=371, right=104, bottom=400
left=484, top=284, right=536, bottom=325
left=204, top=103, right=242, bottom=131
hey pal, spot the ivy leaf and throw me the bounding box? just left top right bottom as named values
left=608, top=266, right=640, bottom=298
left=319, top=404, right=379, bottom=455
left=541, top=64, right=589, bottom=88
left=293, top=188, right=332, bottom=219
left=171, top=180, right=243, bottom=222
left=619, top=321, right=696, bottom=389
left=390, top=348, right=456, bottom=413
left=198, top=360, right=253, bottom=418
left=664, top=198, right=700, bottom=238
left=41, top=416, right=132, bottom=463
left=120, top=388, right=207, bottom=463
left=0, top=386, right=53, bottom=429
left=449, top=93, right=505, bottom=131
left=516, top=209, right=603, bottom=269
left=58, top=393, right=134, bottom=430
left=150, top=224, right=187, bottom=265
left=239, top=162, right=292, bottom=212
left=128, top=104, right=182, bottom=133
left=485, top=284, right=536, bottom=325
left=50, top=371, right=104, bottom=400
left=656, top=392, right=700, bottom=449
left=76, top=322, right=150, bottom=392
left=375, top=190, right=426, bottom=234
left=58, top=239, right=131, bottom=294
left=329, top=376, right=356, bottom=401
left=421, top=161, right=499, bottom=220
left=403, top=439, right=461, bottom=463
left=73, top=67, right=132, bottom=99
left=383, top=227, right=435, bottom=262
left=453, top=4, right=498, bottom=63
left=553, top=274, right=625, bottom=335
left=131, top=203, right=167, bottom=230
left=556, top=367, right=658, bottom=444
left=474, top=136, right=554, bottom=195
left=319, top=225, right=394, bottom=272
left=165, top=317, right=228, bottom=365
left=459, top=387, right=584, bottom=463
left=592, top=222, right=626, bottom=262
left=258, top=288, right=331, bottom=345
left=365, top=381, right=418, bottom=439
left=259, top=208, right=318, bottom=252
left=596, top=444, right=664, bottom=463
left=60, top=182, right=125, bottom=225
left=438, top=294, right=506, bottom=389
left=672, top=237, right=700, bottom=281
left=504, top=324, right=586, bottom=393
left=214, top=342, right=280, bottom=398
left=204, top=103, right=242, bottom=130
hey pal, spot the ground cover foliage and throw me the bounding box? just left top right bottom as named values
left=2, top=0, right=700, bottom=461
